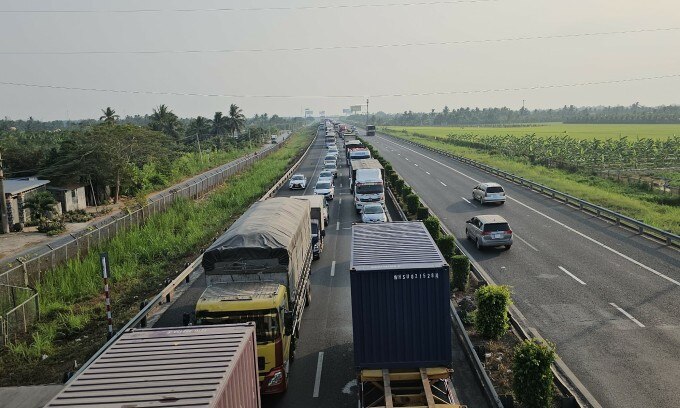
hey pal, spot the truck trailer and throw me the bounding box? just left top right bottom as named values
left=291, top=194, right=328, bottom=259
left=45, top=324, right=261, bottom=408
left=197, top=197, right=313, bottom=394
left=350, top=222, right=460, bottom=407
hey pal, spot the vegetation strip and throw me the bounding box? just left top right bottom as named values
left=0, top=128, right=313, bottom=385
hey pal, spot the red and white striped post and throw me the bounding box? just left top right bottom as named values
left=100, top=253, right=113, bottom=340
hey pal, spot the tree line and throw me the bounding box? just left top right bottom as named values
left=348, top=103, right=680, bottom=126
left=0, top=104, right=307, bottom=204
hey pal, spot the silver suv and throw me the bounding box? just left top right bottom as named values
left=472, top=182, right=506, bottom=204
left=465, top=214, right=513, bottom=250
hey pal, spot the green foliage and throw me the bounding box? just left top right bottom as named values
left=436, top=235, right=456, bottom=259
left=384, top=163, right=393, bottom=172
left=393, top=178, right=405, bottom=195
left=38, top=218, right=66, bottom=235
left=474, top=285, right=512, bottom=339
left=423, top=216, right=441, bottom=241
left=64, top=210, right=93, bottom=223
left=416, top=206, right=429, bottom=220
left=513, top=339, right=556, bottom=408
left=405, top=193, right=419, bottom=214
left=401, top=185, right=413, bottom=200
left=450, top=255, right=470, bottom=291
left=23, top=191, right=58, bottom=220
left=389, top=173, right=399, bottom=186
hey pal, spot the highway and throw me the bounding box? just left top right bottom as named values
left=154, top=131, right=489, bottom=408
left=361, top=130, right=680, bottom=408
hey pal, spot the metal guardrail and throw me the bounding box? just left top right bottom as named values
left=385, top=133, right=679, bottom=247
left=67, top=128, right=316, bottom=384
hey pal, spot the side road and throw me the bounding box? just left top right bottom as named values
left=0, top=134, right=287, bottom=274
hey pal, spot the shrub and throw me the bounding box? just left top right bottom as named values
left=450, top=254, right=470, bottom=291
left=513, top=339, right=556, bottom=408
left=389, top=173, right=399, bottom=186
left=474, top=285, right=512, bottom=339
left=393, top=178, right=405, bottom=195
left=416, top=206, right=429, bottom=220
left=384, top=163, right=393, bottom=172
left=64, top=210, right=93, bottom=223
left=423, top=216, right=441, bottom=241
left=406, top=194, right=420, bottom=214
left=437, top=235, right=456, bottom=259
left=402, top=185, right=413, bottom=200
left=38, top=218, right=66, bottom=235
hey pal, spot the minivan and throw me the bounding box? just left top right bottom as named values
left=465, top=214, right=513, bottom=250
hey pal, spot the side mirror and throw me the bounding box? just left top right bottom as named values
left=321, top=230, right=326, bottom=237
left=284, top=311, right=294, bottom=335
left=465, top=220, right=472, bottom=224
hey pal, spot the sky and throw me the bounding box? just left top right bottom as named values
left=0, top=0, right=679, bottom=121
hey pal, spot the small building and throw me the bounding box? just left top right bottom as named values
left=48, top=185, right=87, bottom=213
left=2, top=178, right=50, bottom=227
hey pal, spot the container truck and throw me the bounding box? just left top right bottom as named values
left=350, top=222, right=460, bottom=408
left=291, top=195, right=328, bottom=259
left=366, top=124, right=376, bottom=136
left=197, top=198, right=313, bottom=394
left=45, top=324, right=261, bottom=408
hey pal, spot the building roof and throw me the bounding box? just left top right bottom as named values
left=3, top=178, right=50, bottom=195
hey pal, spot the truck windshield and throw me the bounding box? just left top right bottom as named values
left=196, top=309, right=280, bottom=344
left=356, top=184, right=384, bottom=194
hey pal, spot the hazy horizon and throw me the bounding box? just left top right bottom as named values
left=1, top=0, right=679, bottom=121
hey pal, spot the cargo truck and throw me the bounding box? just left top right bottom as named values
left=291, top=195, right=328, bottom=259
left=45, top=324, right=261, bottom=408
left=349, top=158, right=384, bottom=193
left=353, top=169, right=384, bottom=212
left=366, top=125, right=376, bottom=136
left=350, top=222, right=460, bottom=407
left=197, top=198, right=313, bottom=394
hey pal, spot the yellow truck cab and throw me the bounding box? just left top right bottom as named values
left=196, top=282, right=293, bottom=393
left=196, top=198, right=312, bottom=394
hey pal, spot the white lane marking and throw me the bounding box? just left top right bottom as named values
left=514, top=234, right=539, bottom=251
left=342, top=379, right=357, bottom=395
left=461, top=197, right=472, bottom=204
left=558, top=266, right=586, bottom=285
left=425, top=171, right=431, bottom=175
left=414, top=163, right=419, bottom=167
left=303, top=146, right=325, bottom=195
left=313, top=351, right=325, bottom=397
left=336, top=221, right=340, bottom=231
left=610, top=303, right=645, bottom=328
left=330, top=261, right=336, bottom=277
left=339, top=198, right=342, bottom=205
left=376, top=136, right=679, bottom=287
left=439, top=181, right=447, bottom=187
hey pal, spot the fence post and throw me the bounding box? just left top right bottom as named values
left=101, top=253, right=114, bottom=340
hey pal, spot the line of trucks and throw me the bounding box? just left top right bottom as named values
left=46, top=121, right=461, bottom=408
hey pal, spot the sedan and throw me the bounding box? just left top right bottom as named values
left=324, top=162, right=338, bottom=178
left=288, top=174, right=307, bottom=190
left=361, top=203, right=387, bottom=223
left=317, top=170, right=334, bottom=185
left=314, top=181, right=335, bottom=200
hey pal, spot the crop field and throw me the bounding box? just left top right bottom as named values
left=383, top=124, right=680, bottom=141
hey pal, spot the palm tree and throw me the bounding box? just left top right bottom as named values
left=188, top=116, right=213, bottom=140
left=149, top=104, right=182, bottom=139
left=211, top=112, right=229, bottom=135
left=99, top=107, right=119, bottom=124
left=226, top=104, right=246, bottom=138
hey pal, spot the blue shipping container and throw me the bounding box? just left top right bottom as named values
left=350, top=222, right=452, bottom=370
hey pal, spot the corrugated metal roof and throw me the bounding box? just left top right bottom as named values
left=351, top=222, right=447, bottom=271
left=45, top=324, right=258, bottom=408
left=3, top=178, right=50, bottom=195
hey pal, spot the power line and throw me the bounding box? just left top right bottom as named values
left=1, top=73, right=679, bottom=99
left=0, top=0, right=499, bottom=14
left=2, top=27, right=677, bottom=55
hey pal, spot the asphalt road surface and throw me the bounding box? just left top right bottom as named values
left=154, top=131, right=489, bottom=408
left=361, top=129, right=680, bottom=408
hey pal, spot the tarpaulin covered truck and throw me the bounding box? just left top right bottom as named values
left=44, top=324, right=261, bottom=408
left=197, top=197, right=313, bottom=393
left=350, top=222, right=461, bottom=407
left=292, top=194, right=328, bottom=259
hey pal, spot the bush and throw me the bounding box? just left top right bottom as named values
left=450, top=254, right=470, bottom=291
left=406, top=194, right=420, bottom=214
left=389, top=173, right=399, bottom=186
left=423, top=216, right=441, bottom=241
left=384, top=163, right=393, bottom=172
left=402, top=185, right=413, bottom=200
left=474, top=285, right=512, bottom=339
left=64, top=210, right=93, bottom=223
left=38, top=218, right=66, bottom=235
left=393, top=178, right=405, bottom=195
left=416, top=206, right=429, bottom=220
left=513, top=339, right=556, bottom=408
left=437, top=235, right=456, bottom=259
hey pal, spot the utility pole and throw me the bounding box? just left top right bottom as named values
left=195, top=134, right=204, bottom=164
left=0, top=152, right=9, bottom=234
left=366, top=98, right=369, bottom=129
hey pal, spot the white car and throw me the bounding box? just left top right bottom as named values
left=472, top=182, right=506, bottom=204
left=314, top=181, right=335, bottom=200
left=289, top=174, right=307, bottom=190
left=361, top=203, right=387, bottom=223
left=324, top=162, right=338, bottom=178
left=318, top=170, right=334, bottom=184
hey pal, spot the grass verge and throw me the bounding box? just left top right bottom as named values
left=0, top=129, right=313, bottom=385
left=381, top=128, right=680, bottom=234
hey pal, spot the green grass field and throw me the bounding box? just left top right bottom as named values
left=384, top=124, right=680, bottom=141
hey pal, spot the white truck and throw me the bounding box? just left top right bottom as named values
left=353, top=168, right=385, bottom=212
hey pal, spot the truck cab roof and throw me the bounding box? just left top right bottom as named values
left=197, top=282, right=285, bottom=312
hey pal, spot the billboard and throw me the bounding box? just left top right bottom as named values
left=351, top=105, right=362, bottom=113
